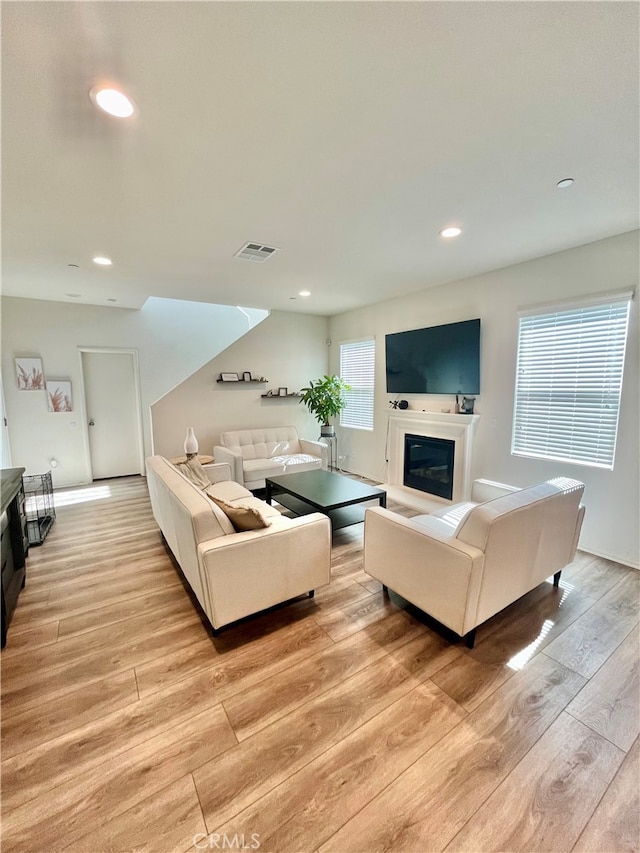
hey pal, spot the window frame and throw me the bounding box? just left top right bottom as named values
left=511, top=291, right=632, bottom=470
left=339, top=337, right=376, bottom=431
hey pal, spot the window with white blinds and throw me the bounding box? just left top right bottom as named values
left=339, top=339, right=375, bottom=430
left=511, top=294, right=632, bottom=469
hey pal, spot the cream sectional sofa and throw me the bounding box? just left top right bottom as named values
left=364, top=477, right=585, bottom=647
left=145, top=455, right=331, bottom=632
left=214, top=426, right=326, bottom=490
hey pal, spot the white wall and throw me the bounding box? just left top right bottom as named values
left=329, top=231, right=640, bottom=567
left=150, top=311, right=330, bottom=456
left=0, top=296, right=267, bottom=485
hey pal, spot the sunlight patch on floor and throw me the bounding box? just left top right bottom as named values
left=54, top=485, right=113, bottom=507
left=507, top=576, right=575, bottom=670
left=507, top=618, right=554, bottom=671
left=545, top=575, right=575, bottom=606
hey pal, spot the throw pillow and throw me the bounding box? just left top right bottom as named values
left=208, top=496, right=271, bottom=532
left=174, top=457, right=211, bottom=490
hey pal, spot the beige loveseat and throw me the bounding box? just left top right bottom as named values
left=145, top=456, right=331, bottom=632
left=364, top=477, right=585, bottom=647
left=214, top=426, right=326, bottom=490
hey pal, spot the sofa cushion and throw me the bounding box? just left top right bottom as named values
left=208, top=496, right=271, bottom=532
left=409, top=514, right=466, bottom=538
left=205, top=481, right=254, bottom=502
left=173, top=457, right=211, bottom=489
left=227, top=496, right=283, bottom=520
left=455, top=481, right=575, bottom=551
left=429, top=501, right=477, bottom=532
left=279, top=454, right=323, bottom=473
left=243, top=457, right=288, bottom=479
left=220, top=427, right=302, bottom=460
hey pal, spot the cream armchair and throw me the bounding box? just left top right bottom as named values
left=364, top=478, right=585, bottom=647
left=214, top=426, right=327, bottom=490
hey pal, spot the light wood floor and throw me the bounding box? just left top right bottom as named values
left=1, top=475, right=638, bottom=853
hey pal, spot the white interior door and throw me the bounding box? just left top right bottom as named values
left=81, top=350, right=143, bottom=480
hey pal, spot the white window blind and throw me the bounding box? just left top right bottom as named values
left=340, top=339, right=375, bottom=430
left=512, top=295, right=631, bottom=469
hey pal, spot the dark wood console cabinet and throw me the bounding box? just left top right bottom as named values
left=1, top=467, right=28, bottom=648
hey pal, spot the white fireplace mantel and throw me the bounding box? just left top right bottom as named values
left=385, top=410, right=480, bottom=506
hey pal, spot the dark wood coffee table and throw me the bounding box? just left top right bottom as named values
left=265, top=469, right=386, bottom=530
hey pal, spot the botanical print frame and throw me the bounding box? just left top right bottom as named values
left=15, top=357, right=44, bottom=390
left=46, top=380, right=73, bottom=412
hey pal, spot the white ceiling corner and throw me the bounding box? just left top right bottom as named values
left=1, top=1, right=638, bottom=315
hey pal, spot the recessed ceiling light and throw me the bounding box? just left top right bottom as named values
left=556, top=177, right=574, bottom=188
left=298, top=290, right=311, bottom=297
left=439, top=226, right=462, bottom=238
left=65, top=293, right=81, bottom=298
left=92, top=256, right=112, bottom=266
left=89, top=86, right=136, bottom=118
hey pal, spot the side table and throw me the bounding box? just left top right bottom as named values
left=169, top=454, right=215, bottom=465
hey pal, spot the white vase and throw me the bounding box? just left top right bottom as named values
left=184, top=427, right=199, bottom=457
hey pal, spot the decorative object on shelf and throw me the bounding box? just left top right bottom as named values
left=460, top=396, right=476, bottom=414
left=46, top=380, right=72, bottom=412
left=389, top=399, right=408, bottom=410
left=217, top=373, right=267, bottom=383
left=261, top=390, right=302, bottom=398
left=15, top=357, right=44, bottom=391
left=184, top=427, right=199, bottom=458
left=278, top=387, right=288, bottom=397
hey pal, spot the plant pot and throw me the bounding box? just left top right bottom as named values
left=320, top=424, right=335, bottom=437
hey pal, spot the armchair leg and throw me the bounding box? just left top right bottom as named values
left=464, top=629, right=476, bottom=649
left=553, top=571, right=562, bottom=588
left=308, top=590, right=315, bottom=598
left=382, top=584, right=389, bottom=598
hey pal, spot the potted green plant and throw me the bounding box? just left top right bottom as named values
left=299, top=374, right=350, bottom=437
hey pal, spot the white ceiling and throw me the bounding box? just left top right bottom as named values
left=2, top=1, right=638, bottom=316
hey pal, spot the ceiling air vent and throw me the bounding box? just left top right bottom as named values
left=234, top=242, right=280, bottom=262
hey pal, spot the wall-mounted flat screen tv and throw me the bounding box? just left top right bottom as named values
left=385, top=318, right=481, bottom=394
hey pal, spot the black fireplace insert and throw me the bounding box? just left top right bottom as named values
left=403, top=434, right=455, bottom=500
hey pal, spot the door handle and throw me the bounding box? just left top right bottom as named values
left=89, top=420, right=95, bottom=426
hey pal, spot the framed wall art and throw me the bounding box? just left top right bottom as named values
left=46, top=380, right=73, bottom=412
left=15, top=357, right=44, bottom=390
